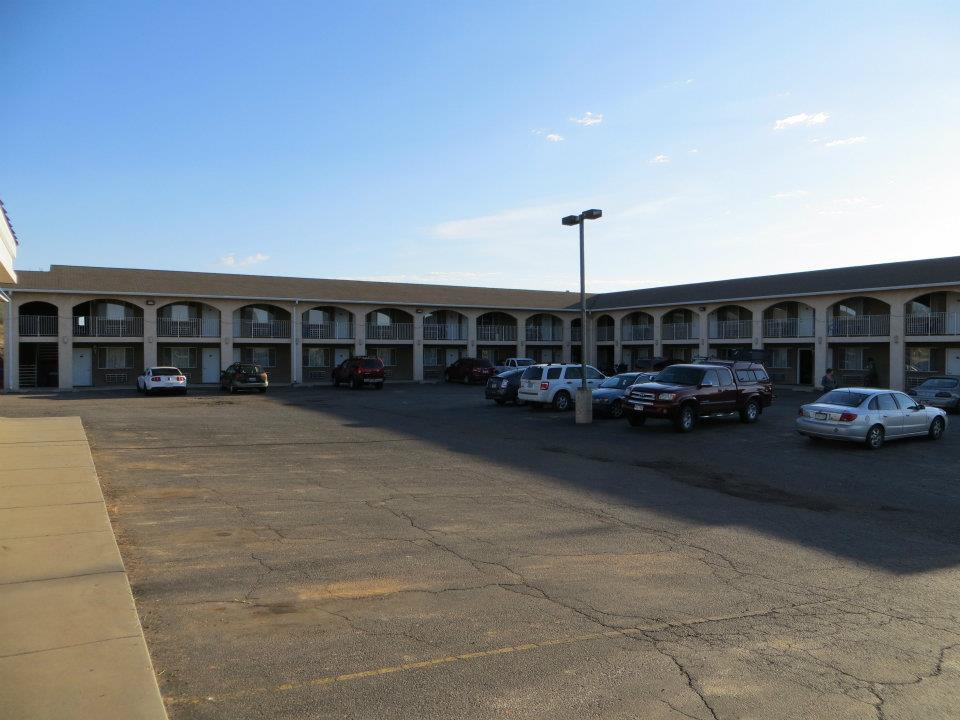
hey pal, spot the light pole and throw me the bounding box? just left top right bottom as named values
left=562, top=208, right=602, bottom=424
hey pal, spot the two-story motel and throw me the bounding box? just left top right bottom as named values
left=3, top=256, right=960, bottom=392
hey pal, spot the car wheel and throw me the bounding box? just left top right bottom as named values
left=462, top=375, right=470, bottom=385
left=740, top=399, right=760, bottom=423
left=866, top=424, right=884, bottom=450
left=352, top=376, right=361, bottom=390
left=229, top=384, right=236, bottom=394
left=553, top=391, right=571, bottom=411
left=608, top=400, right=624, bottom=419
left=929, top=416, right=945, bottom=440
left=674, top=404, right=697, bottom=433
left=627, top=411, right=646, bottom=427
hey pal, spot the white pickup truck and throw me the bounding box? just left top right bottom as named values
left=495, top=357, right=535, bottom=372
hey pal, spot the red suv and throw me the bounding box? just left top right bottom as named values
left=332, top=356, right=385, bottom=389
left=444, top=357, right=496, bottom=384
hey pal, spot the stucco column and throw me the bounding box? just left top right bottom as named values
left=562, top=316, right=572, bottom=363
left=696, top=310, right=709, bottom=358
left=810, top=299, right=831, bottom=389
left=652, top=310, right=664, bottom=358
left=57, top=298, right=73, bottom=390
left=466, top=312, right=478, bottom=358
left=5, top=295, right=17, bottom=391
left=612, top=312, right=623, bottom=367
left=291, top=302, right=302, bottom=384
left=220, top=303, right=235, bottom=369
left=413, top=311, right=424, bottom=382
left=143, top=303, right=158, bottom=369
left=888, top=307, right=906, bottom=391
left=351, top=305, right=366, bottom=357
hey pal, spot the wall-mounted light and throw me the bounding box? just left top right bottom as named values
left=146, top=299, right=155, bottom=306
left=415, top=308, right=423, bottom=313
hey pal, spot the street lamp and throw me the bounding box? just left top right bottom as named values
left=562, top=208, right=602, bottom=424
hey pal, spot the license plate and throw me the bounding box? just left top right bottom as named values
left=630, top=402, right=647, bottom=410
left=815, top=412, right=828, bottom=420
left=364, top=378, right=381, bottom=383
left=247, top=378, right=259, bottom=382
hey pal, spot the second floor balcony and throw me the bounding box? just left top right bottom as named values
left=234, top=319, right=291, bottom=339
left=302, top=321, right=355, bottom=340
left=366, top=323, right=414, bottom=341
left=157, top=317, right=221, bottom=338
left=477, top=325, right=517, bottom=342
left=708, top=319, right=753, bottom=340
left=19, top=315, right=59, bottom=337
left=662, top=322, right=698, bottom=341
left=525, top=326, right=563, bottom=342
left=905, top=312, right=960, bottom=336
left=423, top=323, right=467, bottom=341
left=73, top=316, right=143, bottom=337
left=763, top=317, right=815, bottom=338
left=595, top=326, right=615, bottom=342
left=828, top=314, right=890, bottom=337
left=622, top=324, right=653, bottom=342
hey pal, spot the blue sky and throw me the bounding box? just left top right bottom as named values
left=3, top=1, right=959, bottom=292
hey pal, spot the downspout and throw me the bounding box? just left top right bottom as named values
left=4, top=289, right=12, bottom=392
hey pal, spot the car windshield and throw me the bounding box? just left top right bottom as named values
left=521, top=367, right=543, bottom=380
left=817, top=390, right=869, bottom=407
left=152, top=367, right=180, bottom=376
left=361, top=359, right=383, bottom=368
left=237, top=364, right=262, bottom=374
left=600, top=374, right=639, bottom=389
left=654, top=366, right=704, bottom=386
left=498, top=369, right=522, bottom=378
left=919, top=378, right=959, bottom=390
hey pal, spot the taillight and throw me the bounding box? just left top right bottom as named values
left=261, top=372, right=268, bottom=380
left=540, top=382, right=549, bottom=390
left=177, top=376, right=185, bottom=382
left=839, top=412, right=857, bottom=422
left=356, top=367, right=365, bottom=374
left=151, top=376, right=161, bottom=382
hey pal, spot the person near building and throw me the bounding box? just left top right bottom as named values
left=821, top=367, right=837, bottom=391
left=865, top=357, right=879, bottom=387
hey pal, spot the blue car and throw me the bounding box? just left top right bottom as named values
left=590, top=372, right=657, bottom=418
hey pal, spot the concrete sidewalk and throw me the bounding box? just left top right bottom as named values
left=0, top=417, right=167, bottom=720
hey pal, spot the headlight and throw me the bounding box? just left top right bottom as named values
left=596, top=397, right=609, bottom=403
left=657, top=392, right=676, bottom=401
left=500, top=380, right=509, bottom=388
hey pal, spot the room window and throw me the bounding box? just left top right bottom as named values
left=423, top=347, right=440, bottom=367
left=98, top=346, right=134, bottom=369
left=161, top=347, right=197, bottom=368
left=768, top=348, right=790, bottom=368
left=838, top=348, right=865, bottom=370
left=370, top=348, right=397, bottom=366
left=304, top=348, right=331, bottom=368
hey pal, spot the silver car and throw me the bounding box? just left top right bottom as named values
left=796, top=387, right=947, bottom=449
left=908, top=376, right=960, bottom=413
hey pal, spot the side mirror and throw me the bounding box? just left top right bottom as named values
left=914, top=404, right=925, bottom=411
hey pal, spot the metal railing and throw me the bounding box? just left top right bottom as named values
left=905, top=312, right=960, bottom=336
left=525, top=326, right=563, bottom=342
left=18, top=315, right=59, bottom=336
left=596, top=326, right=615, bottom=342
left=662, top=322, right=698, bottom=340
left=477, top=324, right=517, bottom=342
left=423, top=323, right=467, bottom=341
left=157, top=317, right=221, bottom=338
left=570, top=327, right=583, bottom=342
left=708, top=319, right=753, bottom=340
left=622, top=324, right=653, bottom=341
left=365, top=323, right=414, bottom=340
left=828, top=314, right=890, bottom=337
left=234, top=319, right=291, bottom=338
left=762, top=317, right=815, bottom=338
left=302, top=321, right=355, bottom=340
left=73, top=316, right=144, bottom=337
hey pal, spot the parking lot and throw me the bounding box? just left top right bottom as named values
left=3, top=383, right=960, bottom=719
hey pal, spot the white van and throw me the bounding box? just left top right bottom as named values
left=517, top=363, right=606, bottom=410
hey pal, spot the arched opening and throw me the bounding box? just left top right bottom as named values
left=828, top=297, right=891, bottom=337
left=18, top=301, right=58, bottom=337
left=302, top=305, right=354, bottom=340
left=661, top=308, right=697, bottom=340
left=72, top=299, right=144, bottom=337
left=595, top=315, right=615, bottom=342
left=525, top=313, right=563, bottom=342
left=621, top=311, right=653, bottom=342
left=365, top=308, right=413, bottom=340
left=708, top=305, right=753, bottom=340
left=762, top=301, right=815, bottom=338
left=423, top=309, right=467, bottom=341
left=233, top=304, right=291, bottom=338
left=905, top=292, right=960, bottom=335
left=157, top=301, right=221, bottom=338
left=476, top=312, right=517, bottom=343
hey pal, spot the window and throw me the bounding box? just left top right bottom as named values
left=893, top=393, right=917, bottom=410
left=161, top=346, right=197, bottom=368
left=817, top=390, right=869, bottom=407
left=768, top=348, right=790, bottom=368
left=754, top=368, right=769, bottom=381
left=371, top=348, right=397, bottom=366
left=423, top=347, right=440, bottom=367
left=565, top=367, right=582, bottom=380
left=906, top=347, right=933, bottom=372
left=98, top=346, right=133, bottom=369
left=521, top=366, right=543, bottom=380
left=304, top=348, right=331, bottom=368
left=736, top=369, right=755, bottom=382
left=546, top=367, right=562, bottom=380
left=838, top=348, right=866, bottom=370
left=702, top=369, right=720, bottom=386
left=877, top=394, right=898, bottom=411
left=234, top=347, right=276, bottom=367
left=717, top=368, right=735, bottom=387
left=586, top=366, right=603, bottom=379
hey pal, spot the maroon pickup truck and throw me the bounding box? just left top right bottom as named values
left=624, top=361, right=773, bottom=432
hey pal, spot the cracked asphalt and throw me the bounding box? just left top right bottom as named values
left=3, top=383, right=960, bottom=719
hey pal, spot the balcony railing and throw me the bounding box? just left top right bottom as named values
left=763, top=317, right=815, bottom=338
left=157, top=317, right=221, bottom=338
left=622, top=324, right=653, bottom=342
left=73, top=316, right=143, bottom=337
left=828, top=314, right=890, bottom=337
left=525, top=326, right=563, bottom=342
left=19, top=315, right=59, bottom=337
left=423, top=323, right=467, bottom=341
left=905, top=312, right=960, bottom=336
left=708, top=319, right=753, bottom=340
left=571, top=327, right=583, bottom=342
left=477, top=324, right=517, bottom=342
left=302, top=321, right=355, bottom=340
left=662, top=322, right=698, bottom=340
left=366, top=323, right=414, bottom=340
left=234, top=319, right=291, bottom=338
left=596, top=326, right=615, bottom=342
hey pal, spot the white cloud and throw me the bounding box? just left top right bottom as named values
left=219, top=252, right=269, bottom=268
left=687, top=148, right=699, bottom=154
left=545, top=133, right=564, bottom=142
left=570, top=111, right=603, bottom=126
left=432, top=204, right=568, bottom=241
left=772, top=190, right=809, bottom=200
left=774, top=111, right=830, bottom=130
left=649, top=154, right=670, bottom=164
left=824, top=136, right=867, bottom=147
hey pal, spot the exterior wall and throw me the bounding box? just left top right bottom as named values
left=0, top=203, right=16, bottom=285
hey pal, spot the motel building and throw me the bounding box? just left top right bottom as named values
left=3, top=257, right=960, bottom=393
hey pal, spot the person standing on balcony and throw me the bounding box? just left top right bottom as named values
left=821, top=368, right=837, bottom=391
left=865, top=357, right=879, bottom=387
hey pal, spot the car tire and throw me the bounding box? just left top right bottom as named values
left=608, top=400, right=624, bottom=419
left=462, top=375, right=470, bottom=385
left=553, top=391, right=571, bottom=411
left=674, top=404, right=697, bottom=433
left=740, top=399, right=760, bottom=423
left=627, top=411, right=646, bottom=427
left=229, top=385, right=236, bottom=394
left=928, top=416, right=945, bottom=440
left=352, top=376, right=361, bottom=390
left=865, top=424, right=884, bottom=450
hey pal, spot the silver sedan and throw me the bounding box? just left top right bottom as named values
left=796, top=387, right=947, bottom=449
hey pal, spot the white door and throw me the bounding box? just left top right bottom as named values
left=202, top=348, right=221, bottom=383
left=947, top=348, right=960, bottom=376
left=445, top=348, right=461, bottom=365
left=72, top=348, right=93, bottom=386
left=334, top=348, right=350, bottom=365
